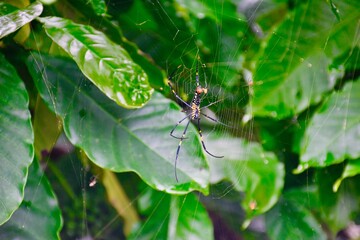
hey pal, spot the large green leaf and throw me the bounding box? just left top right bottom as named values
left=167, top=193, right=213, bottom=239
left=331, top=46, right=360, bottom=74
left=62, top=0, right=167, bottom=90
left=297, top=79, right=360, bottom=171
left=324, top=1, right=360, bottom=58
left=206, top=135, right=284, bottom=224
left=0, top=1, right=43, bottom=39
left=0, top=53, right=34, bottom=225
left=0, top=158, right=63, bottom=239
left=37, top=16, right=153, bottom=109
left=270, top=182, right=359, bottom=238
left=265, top=189, right=327, bottom=240
left=334, top=159, right=360, bottom=192
left=129, top=188, right=213, bottom=240
left=27, top=52, right=209, bottom=194
left=315, top=167, right=359, bottom=233
left=250, top=0, right=360, bottom=118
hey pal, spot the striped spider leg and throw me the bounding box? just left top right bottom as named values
left=168, top=59, right=224, bottom=182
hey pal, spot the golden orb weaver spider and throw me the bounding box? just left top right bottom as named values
left=168, top=57, right=228, bottom=182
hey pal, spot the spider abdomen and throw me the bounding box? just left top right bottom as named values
left=191, top=103, right=200, bottom=119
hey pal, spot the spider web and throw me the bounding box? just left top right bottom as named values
left=21, top=0, right=360, bottom=239
left=146, top=1, right=269, bottom=236
left=116, top=0, right=360, bottom=239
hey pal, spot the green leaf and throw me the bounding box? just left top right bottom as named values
left=61, top=0, right=167, bottom=90
left=175, top=0, right=241, bottom=24
left=88, top=0, right=108, bottom=16
left=324, top=0, right=360, bottom=58
left=0, top=158, right=63, bottom=239
left=0, top=1, right=43, bottom=39
left=265, top=191, right=327, bottom=240
left=331, top=46, right=360, bottom=73
left=334, top=159, right=360, bottom=192
left=0, top=53, right=34, bottom=225
left=275, top=182, right=359, bottom=237
left=0, top=2, right=17, bottom=15
left=322, top=186, right=359, bottom=234
left=297, top=79, right=360, bottom=172
left=315, top=167, right=358, bottom=233
left=206, top=135, right=284, bottom=223
left=167, top=193, right=213, bottom=240
left=250, top=0, right=359, bottom=118
left=33, top=96, right=62, bottom=159
left=253, top=1, right=288, bottom=36
left=129, top=188, right=213, bottom=240
left=37, top=16, right=153, bottom=109
left=27, top=52, right=209, bottom=194
left=283, top=186, right=321, bottom=210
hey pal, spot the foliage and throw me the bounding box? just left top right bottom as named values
left=0, top=0, right=359, bottom=239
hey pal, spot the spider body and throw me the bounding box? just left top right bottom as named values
left=168, top=59, right=225, bottom=182
left=190, top=88, right=203, bottom=119
left=190, top=102, right=200, bottom=119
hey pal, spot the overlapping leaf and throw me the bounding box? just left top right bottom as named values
left=316, top=168, right=358, bottom=233
left=0, top=53, right=34, bottom=225
left=27, top=52, right=209, bottom=194
left=268, top=182, right=359, bottom=238
left=37, top=16, right=153, bottom=109
left=250, top=0, right=360, bottom=118
left=298, top=79, right=360, bottom=171
left=0, top=1, right=43, bottom=39
left=129, top=188, right=213, bottom=240
left=324, top=1, right=360, bottom=58
left=206, top=135, right=284, bottom=223
left=0, top=159, right=63, bottom=239
left=33, top=97, right=62, bottom=159
left=265, top=189, right=327, bottom=240
left=334, top=159, right=360, bottom=192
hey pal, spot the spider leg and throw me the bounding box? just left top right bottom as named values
left=175, top=120, right=191, bottom=182
left=196, top=55, right=208, bottom=88
left=200, top=99, right=236, bottom=128
left=170, top=113, right=192, bottom=139
left=168, top=82, right=191, bottom=108
left=197, top=118, right=224, bottom=158
left=201, top=113, right=234, bottom=128
left=195, top=56, right=200, bottom=87
left=200, top=98, right=224, bottom=109
left=168, top=68, right=191, bottom=108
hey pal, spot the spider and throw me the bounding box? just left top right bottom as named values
left=168, top=58, right=226, bottom=182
